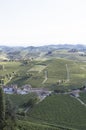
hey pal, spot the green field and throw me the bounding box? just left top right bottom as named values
left=27, top=94, right=86, bottom=130
left=5, top=93, right=37, bottom=115
left=5, top=93, right=37, bottom=107
left=0, top=51, right=86, bottom=130
left=17, top=120, right=64, bottom=130
left=80, top=92, right=86, bottom=104
left=0, top=58, right=86, bottom=89
left=5, top=92, right=86, bottom=130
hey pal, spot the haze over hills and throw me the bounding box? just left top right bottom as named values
left=0, top=44, right=86, bottom=61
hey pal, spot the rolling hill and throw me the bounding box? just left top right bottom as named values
left=0, top=44, right=86, bottom=130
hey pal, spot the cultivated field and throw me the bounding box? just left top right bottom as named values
left=0, top=58, right=86, bottom=89
left=27, top=94, right=86, bottom=130
left=80, top=92, right=86, bottom=104
left=0, top=53, right=86, bottom=130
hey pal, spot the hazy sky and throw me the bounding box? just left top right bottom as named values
left=0, top=0, right=86, bottom=47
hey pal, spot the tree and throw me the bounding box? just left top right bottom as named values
left=0, top=88, right=17, bottom=130
left=23, top=97, right=38, bottom=108
left=5, top=96, right=17, bottom=130
left=0, top=87, right=5, bottom=130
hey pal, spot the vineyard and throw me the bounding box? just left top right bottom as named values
left=0, top=58, right=86, bottom=89
left=0, top=58, right=86, bottom=130
left=17, top=120, right=63, bottom=130
left=80, top=92, right=86, bottom=104
left=27, top=94, right=86, bottom=130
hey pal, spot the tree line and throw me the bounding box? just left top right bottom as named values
left=0, top=87, right=17, bottom=130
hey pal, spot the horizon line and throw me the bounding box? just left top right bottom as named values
left=0, top=43, right=86, bottom=47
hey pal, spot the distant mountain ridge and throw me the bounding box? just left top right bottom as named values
left=0, top=44, right=86, bottom=60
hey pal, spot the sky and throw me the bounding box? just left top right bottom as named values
left=0, top=0, right=86, bottom=47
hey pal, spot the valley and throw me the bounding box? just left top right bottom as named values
left=0, top=44, right=86, bottom=130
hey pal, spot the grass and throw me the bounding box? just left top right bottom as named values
left=17, top=120, right=63, bottom=130
left=5, top=93, right=37, bottom=114
left=5, top=93, right=37, bottom=107
left=79, top=92, right=86, bottom=104
left=29, top=65, right=47, bottom=72
left=27, top=94, right=86, bottom=130
left=1, top=58, right=86, bottom=89
left=0, top=61, right=21, bottom=74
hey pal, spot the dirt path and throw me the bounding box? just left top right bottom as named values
left=42, top=71, right=48, bottom=84
left=42, top=77, right=48, bottom=84
left=66, top=64, right=70, bottom=81
left=75, top=97, right=86, bottom=107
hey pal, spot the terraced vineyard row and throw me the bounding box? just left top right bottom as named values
left=27, top=94, right=86, bottom=130
left=17, top=120, right=63, bottom=130
left=0, top=59, right=86, bottom=89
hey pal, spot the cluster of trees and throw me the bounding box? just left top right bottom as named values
left=0, top=87, right=39, bottom=130
left=22, top=97, right=38, bottom=108
left=0, top=72, right=16, bottom=85
left=0, top=87, right=17, bottom=130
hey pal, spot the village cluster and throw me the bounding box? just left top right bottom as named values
left=2, top=84, right=86, bottom=102
left=3, top=84, right=52, bottom=100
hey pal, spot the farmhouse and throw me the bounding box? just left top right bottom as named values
left=3, top=84, right=17, bottom=94
left=2, top=84, right=52, bottom=100
left=17, top=88, right=28, bottom=94
left=22, top=84, right=32, bottom=92
left=17, top=84, right=32, bottom=94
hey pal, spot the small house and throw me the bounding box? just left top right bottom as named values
left=3, top=86, right=14, bottom=94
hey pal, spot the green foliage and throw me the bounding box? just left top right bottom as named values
left=3, top=96, right=16, bottom=130
left=5, top=93, right=37, bottom=107
left=5, top=93, right=37, bottom=115
left=3, top=119, right=17, bottom=130
left=22, top=97, right=38, bottom=108
left=0, top=87, right=5, bottom=129
left=5, top=96, right=16, bottom=120
left=0, top=87, right=17, bottom=130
